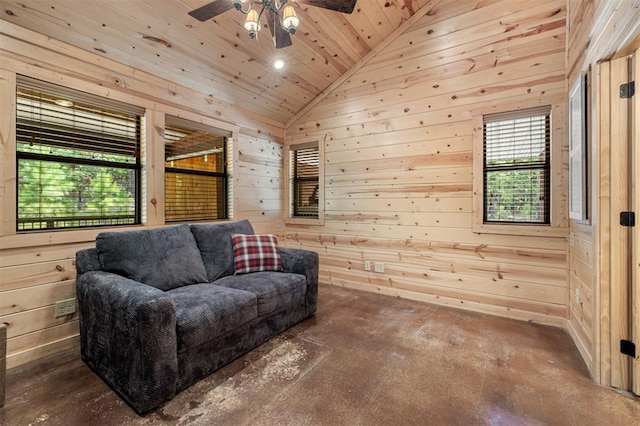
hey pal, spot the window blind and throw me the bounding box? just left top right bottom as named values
left=16, top=76, right=142, bottom=231
left=164, top=116, right=228, bottom=222
left=291, top=143, right=319, bottom=218
left=17, top=77, right=142, bottom=161
left=483, top=106, right=551, bottom=224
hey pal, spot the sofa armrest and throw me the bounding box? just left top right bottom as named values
left=76, top=271, right=178, bottom=413
left=278, top=247, right=319, bottom=316
left=76, top=248, right=102, bottom=274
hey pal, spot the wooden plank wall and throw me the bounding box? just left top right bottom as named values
left=0, top=21, right=284, bottom=369
left=566, top=0, right=598, bottom=379
left=285, top=0, right=570, bottom=326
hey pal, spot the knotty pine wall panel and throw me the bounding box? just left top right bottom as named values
left=564, top=0, right=599, bottom=377
left=234, top=133, right=285, bottom=236
left=567, top=0, right=597, bottom=80
left=285, top=0, right=569, bottom=326
left=0, top=23, right=284, bottom=369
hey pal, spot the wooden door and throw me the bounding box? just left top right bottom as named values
left=609, top=53, right=632, bottom=391
left=599, top=50, right=636, bottom=392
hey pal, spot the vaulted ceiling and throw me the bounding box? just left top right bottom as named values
left=1, top=0, right=433, bottom=123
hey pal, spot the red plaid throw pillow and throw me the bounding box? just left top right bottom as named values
left=232, top=234, right=283, bottom=274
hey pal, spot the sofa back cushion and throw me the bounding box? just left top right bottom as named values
left=190, top=220, right=255, bottom=281
left=96, top=224, right=209, bottom=291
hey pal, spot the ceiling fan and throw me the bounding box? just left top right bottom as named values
left=188, top=0, right=358, bottom=49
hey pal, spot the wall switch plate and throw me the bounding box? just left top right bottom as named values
left=364, top=260, right=371, bottom=271
left=374, top=262, right=385, bottom=273
left=54, top=298, right=76, bottom=318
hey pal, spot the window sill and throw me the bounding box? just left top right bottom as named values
left=472, top=223, right=569, bottom=238
left=285, top=216, right=324, bottom=226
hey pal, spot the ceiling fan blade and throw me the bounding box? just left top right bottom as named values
left=188, top=0, right=234, bottom=21
left=268, top=12, right=293, bottom=49
left=295, top=0, right=358, bottom=14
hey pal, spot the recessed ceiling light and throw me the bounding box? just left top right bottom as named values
left=54, top=99, right=74, bottom=107
left=274, top=59, right=284, bottom=70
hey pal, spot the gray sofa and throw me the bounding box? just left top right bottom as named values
left=75, top=220, right=318, bottom=414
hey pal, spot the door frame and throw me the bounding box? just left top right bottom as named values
left=596, top=47, right=638, bottom=392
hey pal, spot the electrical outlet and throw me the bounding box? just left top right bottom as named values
left=364, top=260, right=371, bottom=271
left=374, top=262, right=385, bottom=273
left=54, top=298, right=76, bottom=318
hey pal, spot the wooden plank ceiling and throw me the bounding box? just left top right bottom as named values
left=0, top=0, right=433, bottom=123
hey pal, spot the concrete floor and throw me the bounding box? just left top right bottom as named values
left=2, top=284, right=639, bottom=425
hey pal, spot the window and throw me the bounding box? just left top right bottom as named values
left=16, top=77, right=143, bottom=231
left=164, top=116, right=229, bottom=222
left=290, top=142, right=320, bottom=218
left=482, top=106, right=551, bottom=224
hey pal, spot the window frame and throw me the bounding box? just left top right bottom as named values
left=285, top=140, right=324, bottom=226
left=15, top=76, right=144, bottom=232
left=163, top=115, right=231, bottom=223
left=472, top=103, right=567, bottom=237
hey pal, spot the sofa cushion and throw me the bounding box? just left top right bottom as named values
left=214, top=272, right=306, bottom=316
left=167, top=284, right=258, bottom=352
left=190, top=220, right=255, bottom=282
left=232, top=234, right=283, bottom=274
left=96, top=224, right=209, bottom=291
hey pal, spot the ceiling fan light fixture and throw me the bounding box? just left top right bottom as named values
left=188, top=0, right=358, bottom=49
left=282, top=5, right=299, bottom=34
left=244, top=9, right=260, bottom=38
